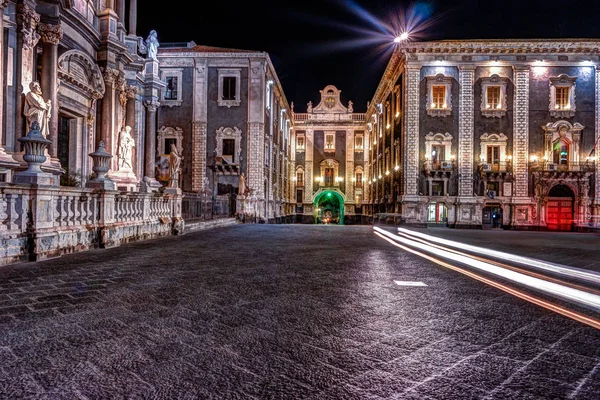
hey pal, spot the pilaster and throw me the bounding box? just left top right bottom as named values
left=403, top=66, right=420, bottom=198
left=346, top=129, right=354, bottom=202
left=38, top=22, right=63, bottom=159
left=458, top=65, right=475, bottom=198
left=513, top=65, right=530, bottom=198
left=247, top=122, right=265, bottom=198
left=305, top=129, right=314, bottom=203
left=191, top=121, right=207, bottom=192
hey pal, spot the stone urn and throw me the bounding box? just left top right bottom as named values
left=13, top=121, right=57, bottom=185
left=86, top=140, right=115, bottom=190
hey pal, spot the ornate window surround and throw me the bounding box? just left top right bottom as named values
left=296, top=133, right=305, bottom=152
left=266, top=79, right=273, bottom=111
left=157, top=126, right=184, bottom=155
left=215, top=126, right=242, bottom=168
left=160, top=68, right=183, bottom=107
left=295, top=166, right=305, bottom=186
left=324, top=131, right=336, bottom=153
left=217, top=68, right=241, bottom=108
left=479, top=132, right=509, bottom=164
left=480, top=74, right=508, bottom=118
left=355, top=133, right=364, bottom=151
left=542, top=120, right=584, bottom=164
left=426, top=74, right=452, bottom=117
left=424, top=132, right=453, bottom=162
left=317, top=159, right=341, bottom=187
left=549, top=74, right=576, bottom=118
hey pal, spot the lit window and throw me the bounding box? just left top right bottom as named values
left=324, top=132, right=335, bottom=152
left=296, top=135, right=305, bottom=151
left=432, top=86, right=446, bottom=109
left=296, top=169, right=304, bottom=185
left=549, top=74, right=576, bottom=118
left=426, top=74, right=452, bottom=117
left=480, top=74, right=507, bottom=118
left=555, top=87, right=570, bottom=110
left=355, top=134, right=363, bottom=150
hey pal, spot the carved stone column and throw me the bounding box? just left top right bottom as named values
left=458, top=65, right=475, bottom=198
left=38, top=22, right=63, bottom=159
left=513, top=65, right=530, bottom=198
left=128, top=0, right=137, bottom=36
left=0, top=0, right=8, bottom=154
left=116, top=76, right=127, bottom=133
left=15, top=3, right=40, bottom=140
left=346, top=129, right=355, bottom=202
left=100, top=67, right=119, bottom=157
left=116, top=0, right=125, bottom=24
left=144, top=100, right=159, bottom=179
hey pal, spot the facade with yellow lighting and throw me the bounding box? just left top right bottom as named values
left=367, top=39, right=600, bottom=231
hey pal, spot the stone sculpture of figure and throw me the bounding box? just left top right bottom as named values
left=348, top=100, right=353, bottom=113
left=307, top=101, right=313, bottom=113
left=168, top=143, right=183, bottom=188
left=117, top=126, right=135, bottom=170
left=145, top=30, right=159, bottom=60
left=238, top=172, right=248, bottom=196
left=23, top=81, right=51, bottom=138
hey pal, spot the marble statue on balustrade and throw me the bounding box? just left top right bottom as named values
left=24, top=81, right=51, bottom=139
left=165, top=144, right=183, bottom=194
left=145, top=30, right=159, bottom=60
left=307, top=101, right=313, bottom=113
left=348, top=101, right=353, bottom=113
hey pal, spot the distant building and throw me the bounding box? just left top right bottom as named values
left=367, top=39, right=599, bottom=231
left=291, top=85, right=367, bottom=224
left=156, top=42, right=294, bottom=223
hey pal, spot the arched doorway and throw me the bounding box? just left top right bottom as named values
left=546, top=184, right=574, bottom=231
left=314, top=190, right=345, bottom=225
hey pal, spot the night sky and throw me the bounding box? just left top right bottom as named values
left=137, top=0, right=600, bottom=113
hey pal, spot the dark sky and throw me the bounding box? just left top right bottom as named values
left=137, top=0, right=600, bottom=113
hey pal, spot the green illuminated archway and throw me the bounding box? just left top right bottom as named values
left=314, top=190, right=345, bottom=225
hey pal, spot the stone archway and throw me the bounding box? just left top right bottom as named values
left=314, top=190, right=345, bottom=225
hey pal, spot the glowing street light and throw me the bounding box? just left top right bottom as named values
left=394, top=32, right=409, bottom=43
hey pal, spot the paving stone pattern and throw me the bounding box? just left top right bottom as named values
left=0, top=224, right=599, bottom=399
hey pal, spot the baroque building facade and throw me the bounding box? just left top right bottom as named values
left=367, top=39, right=600, bottom=231
left=291, top=85, right=367, bottom=224
left=155, top=42, right=294, bottom=223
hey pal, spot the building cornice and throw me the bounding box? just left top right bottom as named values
left=398, top=39, right=600, bottom=54
left=366, top=50, right=403, bottom=119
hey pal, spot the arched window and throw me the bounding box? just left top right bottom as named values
left=553, top=138, right=570, bottom=165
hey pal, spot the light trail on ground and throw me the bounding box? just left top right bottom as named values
left=373, top=227, right=600, bottom=330
left=397, top=227, right=600, bottom=286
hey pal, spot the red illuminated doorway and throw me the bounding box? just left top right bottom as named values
left=546, top=185, right=574, bottom=231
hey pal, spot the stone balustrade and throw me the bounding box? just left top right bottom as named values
left=0, top=183, right=183, bottom=266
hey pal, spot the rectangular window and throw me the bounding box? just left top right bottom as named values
left=325, top=133, right=335, bottom=151
left=432, top=86, right=446, bottom=108
left=324, top=168, right=334, bottom=186
left=355, top=172, right=362, bottom=185
left=556, top=87, right=570, bottom=110
left=222, top=139, right=235, bottom=163
left=355, top=135, right=363, bottom=150
left=296, top=135, right=305, bottom=150
left=487, top=146, right=500, bottom=166
left=296, top=189, right=303, bottom=204
left=223, top=76, right=236, bottom=101
left=296, top=171, right=303, bottom=185
left=432, top=181, right=444, bottom=196
left=486, top=86, right=500, bottom=109
left=165, top=76, right=178, bottom=100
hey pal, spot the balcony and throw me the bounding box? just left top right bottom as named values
left=478, top=161, right=512, bottom=176
left=528, top=160, right=595, bottom=174
left=423, top=159, right=455, bottom=177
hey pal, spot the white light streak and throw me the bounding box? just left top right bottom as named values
left=374, top=227, right=600, bottom=311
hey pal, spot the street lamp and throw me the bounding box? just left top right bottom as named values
left=394, top=32, right=409, bottom=43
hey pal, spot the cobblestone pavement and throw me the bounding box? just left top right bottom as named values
left=0, top=224, right=599, bottom=399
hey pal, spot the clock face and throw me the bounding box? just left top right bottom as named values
left=325, top=97, right=335, bottom=108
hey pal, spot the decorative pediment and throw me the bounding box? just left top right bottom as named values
left=58, top=50, right=105, bottom=99
left=312, top=85, right=349, bottom=114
